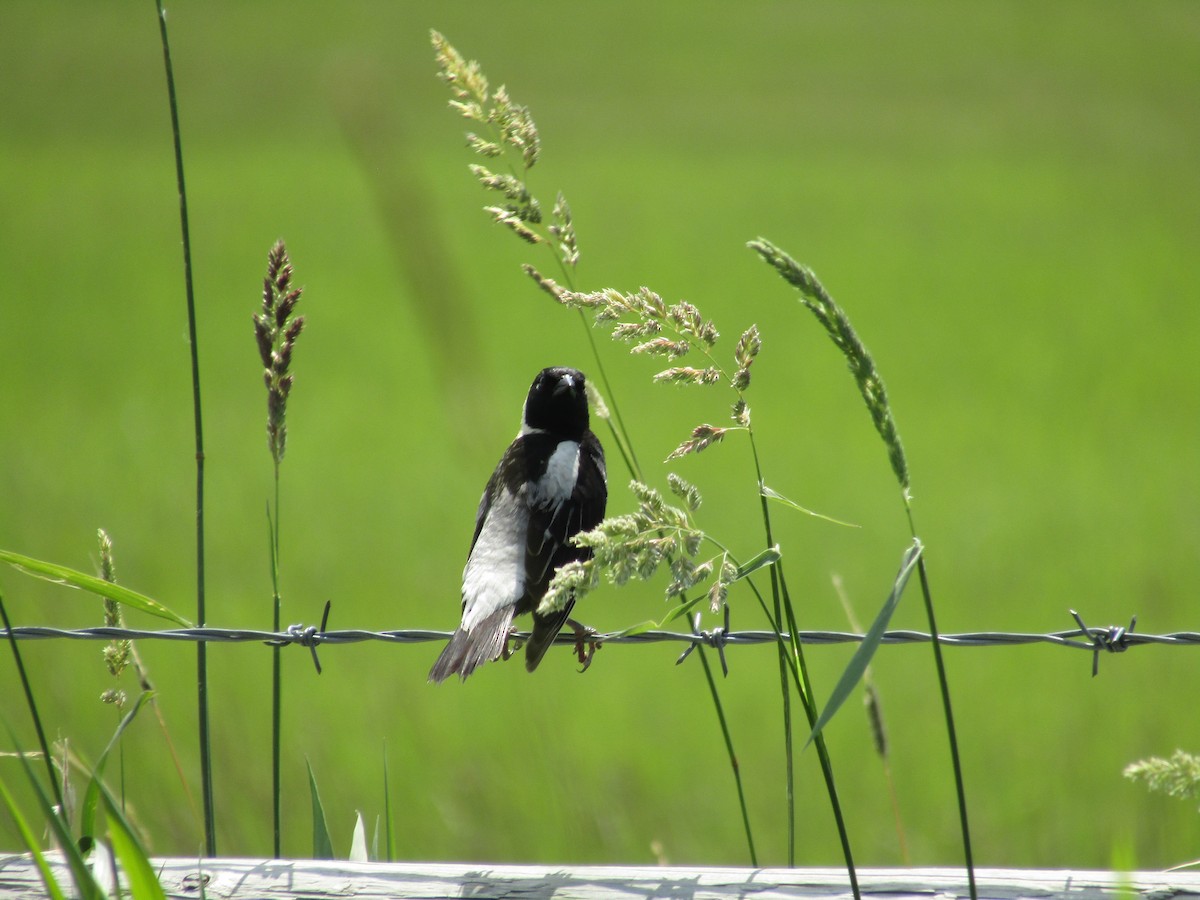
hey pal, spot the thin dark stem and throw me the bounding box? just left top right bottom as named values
left=693, top=644, right=757, bottom=865
left=154, top=0, right=215, bottom=856
left=747, top=432, right=795, bottom=864
left=749, top=430, right=857, bottom=893
left=916, top=552, right=976, bottom=899
left=119, top=732, right=127, bottom=811
left=777, top=566, right=858, bottom=898
left=0, top=590, right=64, bottom=812
left=744, top=565, right=859, bottom=893
left=271, top=472, right=282, bottom=858
left=769, top=564, right=795, bottom=865
left=904, top=503, right=975, bottom=899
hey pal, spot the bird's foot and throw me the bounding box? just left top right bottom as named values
left=500, top=626, right=523, bottom=662
left=568, top=619, right=601, bottom=672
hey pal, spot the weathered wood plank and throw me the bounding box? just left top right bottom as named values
left=1, top=858, right=1198, bottom=900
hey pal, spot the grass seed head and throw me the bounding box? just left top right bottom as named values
left=750, top=237, right=910, bottom=493
left=257, top=240, right=305, bottom=466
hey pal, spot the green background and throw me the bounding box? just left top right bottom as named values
left=2, top=0, right=1198, bottom=869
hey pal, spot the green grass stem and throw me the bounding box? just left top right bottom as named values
left=575, top=308, right=641, bottom=482
left=769, top=568, right=795, bottom=865
left=915, top=553, right=976, bottom=897
left=269, top=487, right=282, bottom=858
left=692, top=644, right=757, bottom=866
left=153, top=0, right=215, bottom=856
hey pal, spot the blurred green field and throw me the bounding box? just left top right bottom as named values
left=2, top=0, right=1199, bottom=870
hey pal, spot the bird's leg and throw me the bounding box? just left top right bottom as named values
left=567, top=619, right=601, bottom=672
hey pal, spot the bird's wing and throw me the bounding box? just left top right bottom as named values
left=523, top=432, right=607, bottom=670
left=525, top=431, right=608, bottom=597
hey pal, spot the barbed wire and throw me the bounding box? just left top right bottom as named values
left=1, top=608, right=1195, bottom=676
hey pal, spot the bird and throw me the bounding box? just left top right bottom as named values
left=428, top=366, right=607, bottom=683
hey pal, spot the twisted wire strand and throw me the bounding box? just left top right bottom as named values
left=2, top=624, right=1197, bottom=650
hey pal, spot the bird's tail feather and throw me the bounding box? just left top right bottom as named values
left=428, top=606, right=515, bottom=683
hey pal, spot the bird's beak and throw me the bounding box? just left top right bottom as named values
left=554, top=374, right=575, bottom=394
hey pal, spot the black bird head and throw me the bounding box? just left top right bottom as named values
left=522, top=367, right=589, bottom=439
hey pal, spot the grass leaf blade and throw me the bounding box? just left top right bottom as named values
left=382, top=749, right=395, bottom=863
left=0, top=549, right=190, bottom=626
left=106, top=808, right=167, bottom=900
left=804, top=539, right=922, bottom=750
left=306, top=758, right=335, bottom=859
left=3, top=727, right=102, bottom=900
left=86, top=762, right=167, bottom=900
left=761, top=485, right=860, bottom=528
left=732, top=545, right=781, bottom=582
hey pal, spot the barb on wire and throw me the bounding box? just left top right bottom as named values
left=268, top=599, right=332, bottom=674
left=1069, top=608, right=1137, bottom=677
left=677, top=604, right=732, bottom=675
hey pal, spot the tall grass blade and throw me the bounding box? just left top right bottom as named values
left=306, top=759, right=335, bottom=859
left=0, top=551, right=190, bottom=626
left=152, top=0, right=215, bottom=855
left=0, top=588, right=63, bottom=811
left=804, top=540, right=920, bottom=749
left=0, top=773, right=69, bottom=900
